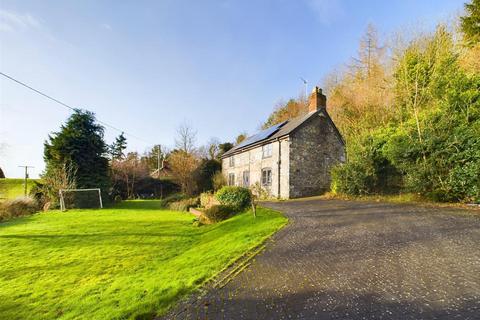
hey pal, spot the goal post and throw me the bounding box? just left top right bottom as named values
left=59, top=188, right=103, bottom=211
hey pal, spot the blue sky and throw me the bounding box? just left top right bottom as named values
left=0, top=0, right=465, bottom=178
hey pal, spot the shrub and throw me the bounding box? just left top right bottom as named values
left=212, top=172, right=226, bottom=191
left=330, top=162, right=375, bottom=195
left=193, top=159, right=222, bottom=193
left=159, top=193, right=188, bottom=207
left=29, top=164, right=77, bottom=209
left=167, top=197, right=199, bottom=212
left=199, top=192, right=219, bottom=209
left=192, top=217, right=202, bottom=227
left=0, top=197, right=38, bottom=222
left=114, top=195, right=123, bottom=204
left=200, top=192, right=211, bottom=207
left=330, top=129, right=404, bottom=196
left=112, top=172, right=180, bottom=200
left=30, top=181, right=50, bottom=208
left=250, top=182, right=271, bottom=200
left=203, top=205, right=235, bottom=223
left=215, top=186, right=252, bottom=210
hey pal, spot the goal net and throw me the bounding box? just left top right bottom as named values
left=59, top=188, right=103, bottom=211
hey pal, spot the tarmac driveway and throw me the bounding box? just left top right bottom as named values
left=163, top=199, right=480, bottom=319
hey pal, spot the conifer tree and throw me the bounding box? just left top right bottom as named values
left=43, top=109, right=110, bottom=191
left=110, top=132, right=127, bottom=160
left=461, top=0, right=480, bottom=46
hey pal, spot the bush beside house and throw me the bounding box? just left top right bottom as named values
left=201, top=186, right=252, bottom=223
left=188, top=187, right=253, bottom=225
left=203, top=205, right=236, bottom=223
left=168, top=197, right=199, bottom=212
left=199, top=192, right=219, bottom=209
left=215, top=186, right=252, bottom=210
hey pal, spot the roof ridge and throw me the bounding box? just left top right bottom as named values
left=221, top=112, right=316, bottom=158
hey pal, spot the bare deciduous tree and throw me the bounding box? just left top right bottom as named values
left=168, top=150, right=199, bottom=195
left=198, top=137, right=221, bottom=160
left=175, top=122, right=197, bottom=153
left=324, top=23, right=394, bottom=145
left=39, top=163, right=77, bottom=208
left=112, top=152, right=149, bottom=199
left=262, top=94, right=309, bottom=129
left=207, top=137, right=220, bottom=159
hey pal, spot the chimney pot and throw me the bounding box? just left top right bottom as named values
left=308, top=86, right=326, bottom=113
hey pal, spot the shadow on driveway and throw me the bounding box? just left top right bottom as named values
left=161, top=199, right=480, bottom=319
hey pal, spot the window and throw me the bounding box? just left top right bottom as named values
left=261, top=168, right=272, bottom=186
left=242, top=171, right=250, bottom=187
left=262, top=143, right=272, bottom=158
left=228, top=173, right=235, bottom=186
left=229, top=156, right=235, bottom=167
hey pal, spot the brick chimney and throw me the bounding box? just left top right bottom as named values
left=308, top=86, right=326, bottom=113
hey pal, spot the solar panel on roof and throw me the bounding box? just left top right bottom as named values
left=235, top=121, right=288, bottom=149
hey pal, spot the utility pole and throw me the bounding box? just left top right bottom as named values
left=18, top=165, right=34, bottom=196
left=157, top=144, right=161, bottom=173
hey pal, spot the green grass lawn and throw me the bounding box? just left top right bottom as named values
left=0, top=178, right=38, bottom=200
left=0, top=200, right=287, bottom=320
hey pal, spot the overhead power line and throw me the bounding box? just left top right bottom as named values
left=0, top=71, right=152, bottom=145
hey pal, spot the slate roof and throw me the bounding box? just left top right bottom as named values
left=221, top=111, right=320, bottom=158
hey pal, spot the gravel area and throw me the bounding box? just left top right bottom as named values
left=161, top=199, right=480, bottom=320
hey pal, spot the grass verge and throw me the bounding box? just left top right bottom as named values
left=320, top=192, right=480, bottom=210
left=0, top=178, right=38, bottom=200
left=0, top=200, right=287, bottom=319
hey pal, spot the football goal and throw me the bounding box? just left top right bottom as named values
left=59, top=188, right=103, bottom=211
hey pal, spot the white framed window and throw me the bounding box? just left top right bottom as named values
left=242, top=171, right=250, bottom=187
left=262, top=143, right=272, bottom=158
left=229, top=156, right=235, bottom=167
left=228, top=173, right=235, bottom=186
left=261, top=168, right=272, bottom=186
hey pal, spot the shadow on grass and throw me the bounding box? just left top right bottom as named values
left=109, top=200, right=166, bottom=211
left=0, top=211, right=268, bottom=250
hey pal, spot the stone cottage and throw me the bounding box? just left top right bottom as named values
left=221, top=87, right=345, bottom=199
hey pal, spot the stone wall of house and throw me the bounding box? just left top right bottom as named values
left=222, top=137, right=290, bottom=198
left=289, top=110, right=345, bottom=198
left=221, top=109, right=344, bottom=199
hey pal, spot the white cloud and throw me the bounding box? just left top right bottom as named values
left=0, top=9, right=41, bottom=32
left=307, top=0, right=344, bottom=25
left=101, top=23, right=112, bottom=31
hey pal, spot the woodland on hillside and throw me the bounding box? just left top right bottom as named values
left=263, top=1, right=480, bottom=203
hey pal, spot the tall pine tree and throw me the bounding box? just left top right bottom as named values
left=110, top=132, right=127, bottom=160
left=44, top=109, right=110, bottom=191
